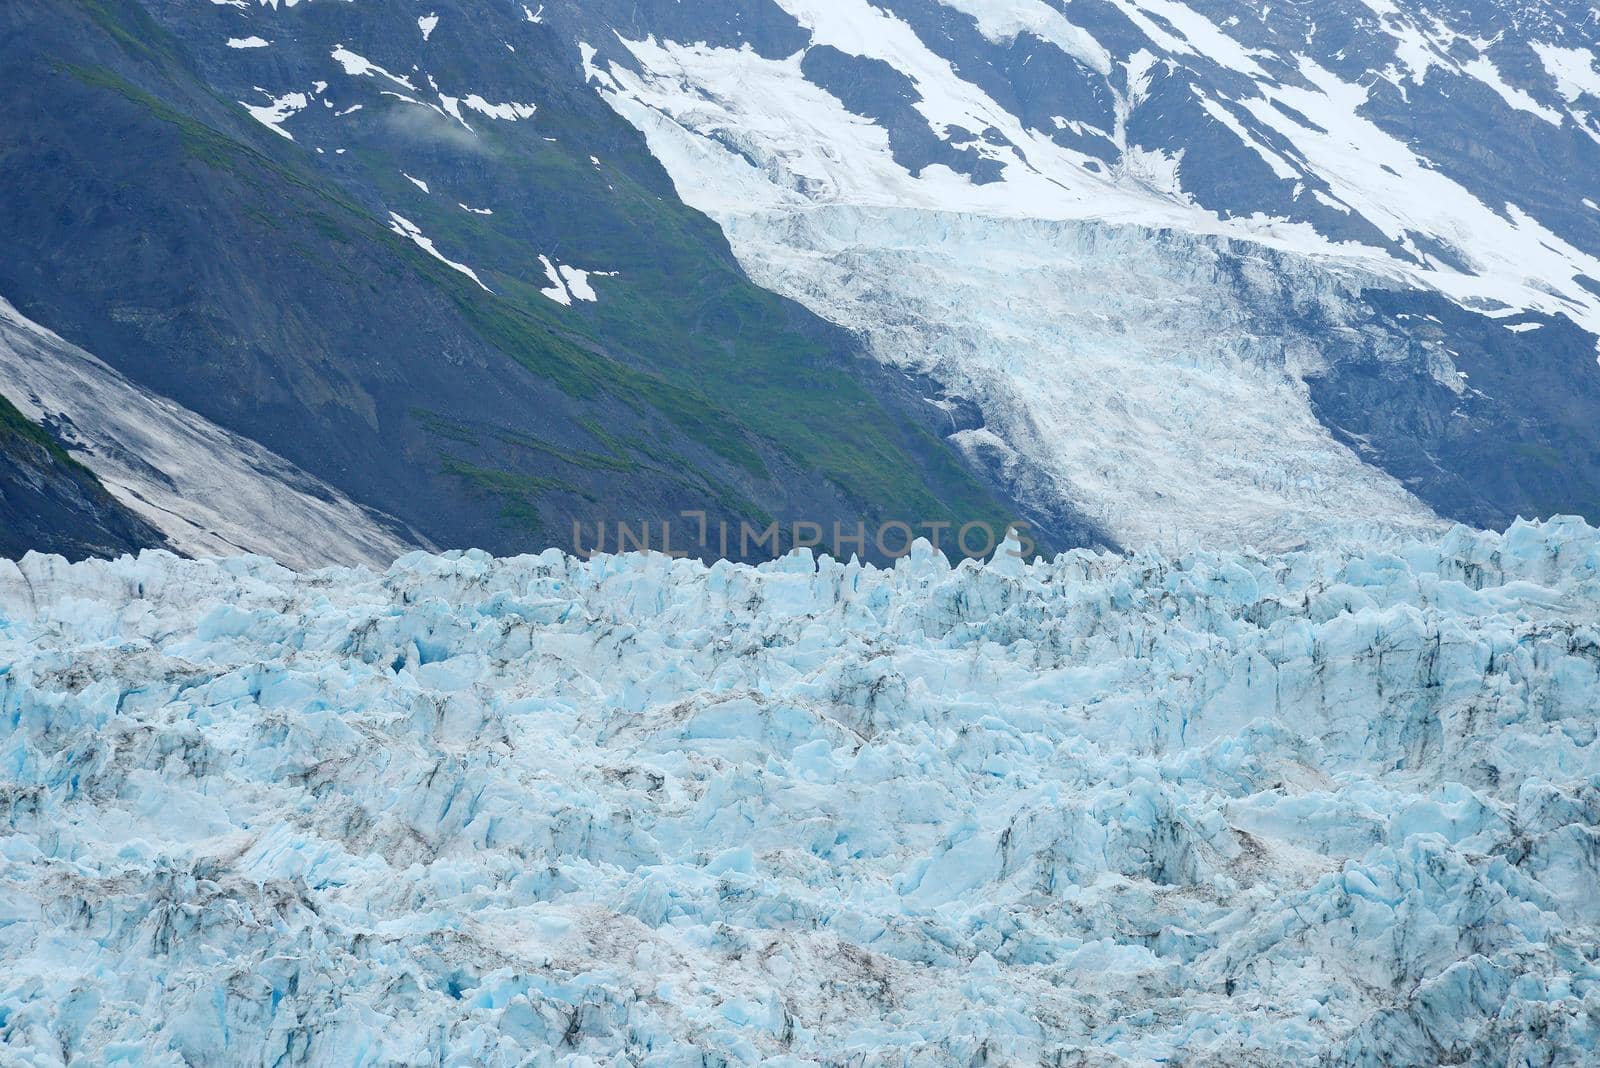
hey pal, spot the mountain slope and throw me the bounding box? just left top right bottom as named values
left=0, top=390, right=166, bottom=563
left=1, top=0, right=1080, bottom=563
left=7, top=0, right=1598, bottom=558
left=551, top=0, right=1600, bottom=545
left=0, top=299, right=422, bottom=569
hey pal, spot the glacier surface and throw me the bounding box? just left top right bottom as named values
left=713, top=206, right=1448, bottom=549
left=4, top=521, right=1600, bottom=1064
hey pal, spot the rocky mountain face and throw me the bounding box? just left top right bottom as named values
left=0, top=298, right=420, bottom=570
left=1, top=0, right=1058, bottom=565
left=3, top=0, right=1599, bottom=562
left=0, top=390, right=166, bottom=562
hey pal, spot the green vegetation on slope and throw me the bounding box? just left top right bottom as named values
left=10, top=0, right=1030, bottom=559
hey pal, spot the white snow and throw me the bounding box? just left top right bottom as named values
left=1108, top=0, right=1271, bottom=78
left=592, top=32, right=1600, bottom=336
left=539, top=259, right=613, bottom=305
left=386, top=213, right=492, bottom=292
left=226, top=36, right=270, bottom=49
left=558, top=265, right=598, bottom=302
left=1532, top=42, right=1600, bottom=104
left=1234, top=57, right=1600, bottom=313
left=459, top=203, right=493, bottom=215
left=402, top=172, right=430, bottom=194
left=417, top=13, right=438, bottom=42
left=1458, top=55, right=1564, bottom=124
left=1361, top=12, right=1569, bottom=125
left=538, top=254, right=572, bottom=304
left=240, top=89, right=307, bottom=139
left=934, top=0, right=1110, bottom=75
left=1197, top=94, right=1301, bottom=181
left=330, top=45, right=416, bottom=91
left=3, top=518, right=1600, bottom=1062
left=460, top=94, right=537, bottom=121
left=0, top=298, right=419, bottom=568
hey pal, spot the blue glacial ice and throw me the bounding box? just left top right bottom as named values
left=2, top=519, right=1600, bottom=1065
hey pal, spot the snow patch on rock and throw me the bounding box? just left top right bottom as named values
left=387, top=213, right=491, bottom=292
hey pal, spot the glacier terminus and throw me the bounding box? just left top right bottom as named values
left=3, top=521, right=1600, bottom=1065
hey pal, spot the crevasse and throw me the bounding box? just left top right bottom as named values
left=2, top=520, right=1599, bottom=1065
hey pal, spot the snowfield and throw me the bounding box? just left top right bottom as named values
left=4, top=521, right=1600, bottom=1064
